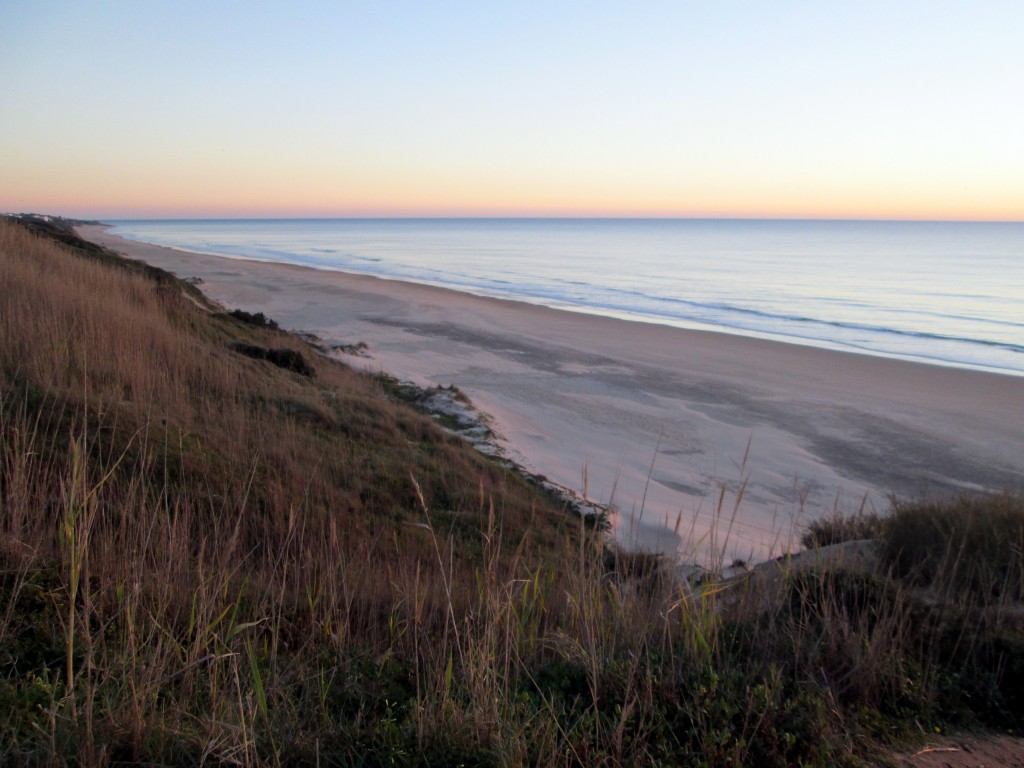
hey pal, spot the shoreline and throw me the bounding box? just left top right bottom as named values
left=79, top=224, right=1024, bottom=561
left=104, top=223, right=1024, bottom=381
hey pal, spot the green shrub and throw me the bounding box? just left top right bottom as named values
left=880, top=493, right=1024, bottom=601
left=801, top=508, right=887, bottom=549
left=228, top=308, right=279, bottom=329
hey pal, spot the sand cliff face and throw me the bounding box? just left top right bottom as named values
left=80, top=225, right=1024, bottom=562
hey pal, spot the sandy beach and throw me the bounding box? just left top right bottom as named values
left=80, top=225, right=1024, bottom=561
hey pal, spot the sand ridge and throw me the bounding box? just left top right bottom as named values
left=79, top=225, right=1024, bottom=561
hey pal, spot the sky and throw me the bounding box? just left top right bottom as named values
left=1, top=1, right=1023, bottom=220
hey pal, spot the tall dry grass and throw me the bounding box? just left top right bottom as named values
left=1, top=218, right=1021, bottom=766
left=0, top=220, right=209, bottom=414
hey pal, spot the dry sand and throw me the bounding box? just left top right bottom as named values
left=79, top=225, right=1024, bottom=562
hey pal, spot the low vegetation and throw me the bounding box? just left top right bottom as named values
left=1, top=217, right=1021, bottom=766
left=229, top=308, right=280, bottom=330
left=803, top=493, right=1024, bottom=603
left=800, top=507, right=887, bottom=549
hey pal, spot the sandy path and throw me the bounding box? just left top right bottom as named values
left=893, top=734, right=1024, bottom=767
left=79, top=225, right=1024, bottom=562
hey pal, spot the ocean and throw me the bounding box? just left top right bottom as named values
left=107, top=218, right=1024, bottom=377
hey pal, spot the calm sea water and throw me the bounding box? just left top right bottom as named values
left=108, top=218, right=1024, bottom=376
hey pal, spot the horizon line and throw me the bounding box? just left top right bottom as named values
left=59, top=214, right=1024, bottom=225
left=5, top=210, right=1023, bottom=225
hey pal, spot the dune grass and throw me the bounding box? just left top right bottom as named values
left=1, top=217, right=1021, bottom=766
left=882, top=494, right=1024, bottom=602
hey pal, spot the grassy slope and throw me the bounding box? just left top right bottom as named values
left=1, top=217, right=1021, bottom=766
left=0, top=217, right=576, bottom=763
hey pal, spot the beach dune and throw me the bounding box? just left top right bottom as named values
left=80, top=225, right=1024, bottom=561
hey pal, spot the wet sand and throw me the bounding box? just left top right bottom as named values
left=79, top=225, right=1024, bottom=561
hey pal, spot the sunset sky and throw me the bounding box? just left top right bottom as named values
left=2, top=1, right=1022, bottom=220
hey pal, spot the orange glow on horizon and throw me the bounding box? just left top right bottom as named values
left=4, top=155, right=1022, bottom=222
